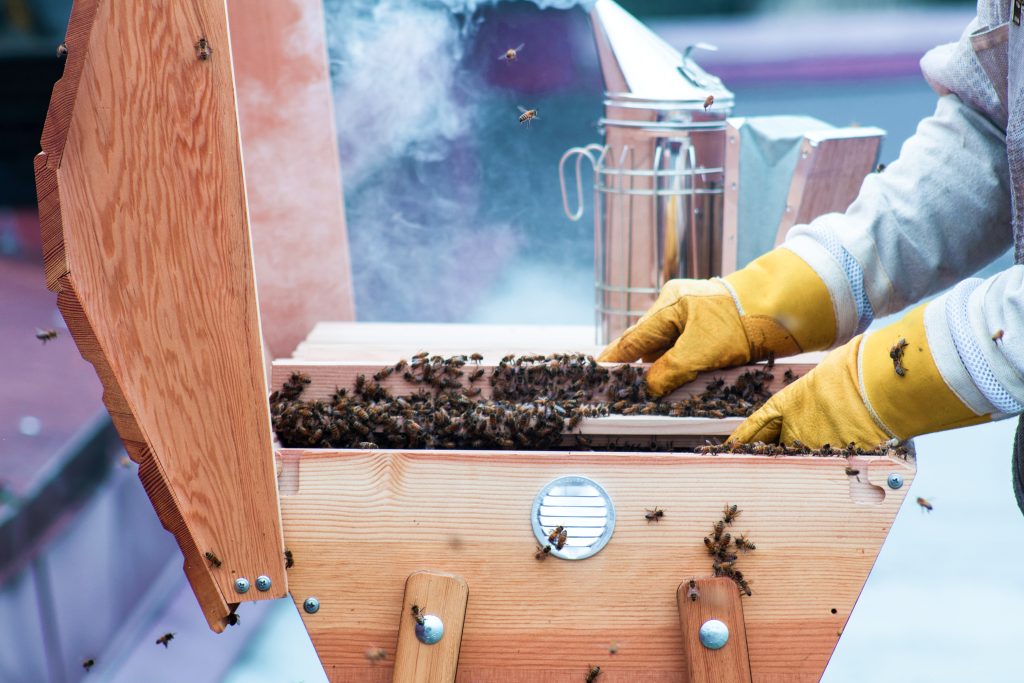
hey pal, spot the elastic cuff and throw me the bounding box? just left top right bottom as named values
left=925, top=293, right=997, bottom=415
left=783, top=236, right=860, bottom=344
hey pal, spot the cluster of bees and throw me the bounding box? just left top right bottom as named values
left=696, top=438, right=912, bottom=458
left=270, top=352, right=777, bottom=452
left=703, top=504, right=755, bottom=596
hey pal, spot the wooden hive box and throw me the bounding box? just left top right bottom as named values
left=36, top=1, right=911, bottom=681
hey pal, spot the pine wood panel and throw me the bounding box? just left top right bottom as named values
left=393, top=571, right=469, bottom=683
left=36, top=0, right=285, bottom=629
left=677, top=578, right=752, bottom=683
left=281, top=448, right=914, bottom=681
left=227, top=0, right=355, bottom=359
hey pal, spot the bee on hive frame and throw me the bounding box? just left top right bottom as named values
left=645, top=507, right=664, bottom=523
left=518, top=106, right=539, bottom=126
left=916, top=496, right=934, bottom=512
left=411, top=604, right=426, bottom=626
left=586, top=664, right=602, bottom=682
left=499, top=43, right=525, bottom=61
left=204, top=551, right=222, bottom=568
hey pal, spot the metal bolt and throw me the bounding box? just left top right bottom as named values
left=699, top=619, right=729, bottom=650
left=303, top=597, right=320, bottom=614
left=887, top=473, right=904, bottom=489
left=415, top=614, right=445, bottom=645
left=234, top=577, right=250, bottom=594
left=255, top=575, right=272, bottom=592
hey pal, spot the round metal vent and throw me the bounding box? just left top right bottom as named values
left=531, top=475, right=615, bottom=560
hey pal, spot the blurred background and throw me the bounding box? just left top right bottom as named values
left=4, top=0, right=1022, bottom=682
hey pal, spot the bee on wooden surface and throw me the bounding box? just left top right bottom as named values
left=204, top=551, right=222, bottom=568
left=470, top=352, right=484, bottom=363
left=195, top=37, right=212, bottom=60
left=889, top=338, right=908, bottom=377
left=394, top=359, right=408, bottom=373
left=155, top=633, right=175, bottom=648
left=468, top=368, right=485, bottom=382
left=535, top=543, right=552, bottom=560
left=844, top=466, right=860, bottom=481
left=686, top=579, right=699, bottom=602
left=703, top=95, right=714, bottom=111
left=83, top=658, right=95, bottom=672
left=284, top=549, right=294, bottom=569
left=499, top=43, right=525, bottom=61
left=916, top=496, right=933, bottom=512
left=736, top=577, right=752, bottom=596
left=783, top=369, right=797, bottom=384
left=712, top=520, right=725, bottom=540
left=365, top=647, right=387, bottom=663
left=645, top=507, right=664, bottom=523
left=35, top=328, right=58, bottom=344
left=464, top=387, right=482, bottom=397
left=734, top=535, right=755, bottom=551
left=411, top=604, right=426, bottom=625
left=374, top=366, right=394, bottom=381
left=608, top=642, right=619, bottom=655
left=547, top=525, right=565, bottom=544
left=586, top=664, right=602, bottom=682
left=993, top=329, right=1005, bottom=344
left=518, top=106, right=539, bottom=125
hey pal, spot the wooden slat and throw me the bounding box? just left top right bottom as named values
left=393, top=571, right=469, bottom=683
left=677, top=577, right=752, bottom=683
left=36, top=0, right=286, bottom=629
left=282, top=449, right=914, bottom=681
left=227, top=0, right=355, bottom=360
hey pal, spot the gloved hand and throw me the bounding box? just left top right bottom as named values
left=598, top=248, right=837, bottom=396
left=729, top=303, right=989, bottom=448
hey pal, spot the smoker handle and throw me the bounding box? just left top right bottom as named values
left=559, top=144, right=605, bottom=221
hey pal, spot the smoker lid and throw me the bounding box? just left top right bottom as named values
left=590, top=0, right=734, bottom=107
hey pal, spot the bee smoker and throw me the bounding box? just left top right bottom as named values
left=560, top=0, right=734, bottom=344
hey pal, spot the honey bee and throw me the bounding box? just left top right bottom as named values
left=374, top=366, right=394, bottom=381
left=722, top=503, right=740, bottom=524
left=394, top=359, right=408, bottom=373
left=57, top=42, right=68, bottom=58
left=875, top=163, right=887, bottom=173
left=535, top=543, right=552, bottom=560
left=555, top=528, right=568, bottom=550
left=993, top=329, right=1005, bottom=343
left=783, top=369, right=797, bottom=384
left=547, top=525, right=565, bottom=544
left=889, top=338, right=908, bottom=377
left=518, top=106, right=539, bottom=125
left=470, top=353, right=484, bottom=363
left=411, top=604, right=426, bottom=625
left=357, top=441, right=378, bottom=449
left=844, top=466, right=860, bottom=481
left=733, top=534, right=755, bottom=551
left=645, top=507, right=664, bottom=522
left=82, top=658, right=95, bottom=671
left=916, top=496, right=933, bottom=512
left=686, top=579, right=699, bottom=602
left=464, top=387, right=482, bottom=397
left=413, top=351, right=429, bottom=360
left=586, top=665, right=602, bottom=682
left=468, top=368, right=485, bottom=382
left=365, top=647, right=387, bottom=663
left=155, top=632, right=175, bottom=648
left=284, top=549, right=294, bottom=569
left=204, top=551, right=222, bottom=568
left=703, top=95, right=714, bottom=111
left=225, top=612, right=240, bottom=627
left=499, top=43, right=525, bottom=61
left=35, top=328, right=58, bottom=344
left=195, top=37, right=212, bottom=60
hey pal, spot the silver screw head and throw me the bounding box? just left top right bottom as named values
left=887, top=473, right=904, bottom=489
left=255, top=575, right=272, bottom=592
left=303, top=597, right=320, bottom=614
left=415, top=614, right=444, bottom=644
left=234, top=577, right=250, bottom=594
left=699, top=619, right=729, bottom=650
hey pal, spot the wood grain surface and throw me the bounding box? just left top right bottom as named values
left=36, top=0, right=286, bottom=629
left=677, top=577, right=752, bottom=683
left=393, top=571, right=469, bottom=683
left=281, top=448, right=914, bottom=681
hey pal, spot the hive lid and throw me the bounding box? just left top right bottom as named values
left=590, top=0, right=734, bottom=107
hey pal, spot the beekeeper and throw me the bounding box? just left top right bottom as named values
left=600, top=2, right=1024, bottom=487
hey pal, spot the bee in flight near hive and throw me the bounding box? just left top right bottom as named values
left=82, top=658, right=95, bottom=672
left=703, top=94, right=714, bottom=111
left=916, top=496, right=933, bottom=512
left=155, top=633, right=175, bottom=648
left=993, top=329, right=1005, bottom=344
left=35, top=328, right=58, bottom=344
left=518, top=106, right=539, bottom=126
left=686, top=579, right=699, bottom=602
left=499, top=43, right=525, bottom=61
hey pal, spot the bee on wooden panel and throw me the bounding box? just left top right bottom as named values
left=411, top=604, right=426, bottom=626
left=916, top=496, right=933, bottom=512
left=195, top=37, right=212, bottom=61
left=204, top=551, right=222, bottom=568
left=686, top=579, right=699, bottom=602
left=645, top=507, right=664, bottom=523
left=284, top=549, right=294, bottom=569
left=365, top=647, right=387, bottom=663
left=535, top=543, right=552, bottom=560
left=586, top=665, right=602, bottom=682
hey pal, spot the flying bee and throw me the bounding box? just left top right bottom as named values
left=365, top=647, right=387, bottom=663
left=783, top=369, right=797, bottom=384
left=195, top=37, right=212, bottom=60
left=608, top=642, right=619, bottom=655
left=204, top=551, right=222, bottom=568
left=703, top=94, right=714, bottom=111
left=916, top=496, right=933, bottom=512
left=499, top=43, right=525, bottom=61
left=155, top=633, right=175, bottom=648
left=225, top=612, right=240, bottom=627
left=517, top=106, right=539, bottom=125
left=284, top=549, right=294, bottom=569
left=83, top=658, right=95, bottom=672
left=547, top=525, right=565, bottom=544
left=586, top=665, right=602, bottom=682
left=993, top=329, right=1005, bottom=344
left=357, top=442, right=378, bottom=449
left=645, top=507, right=664, bottom=523
left=535, top=543, right=552, bottom=560
left=889, top=338, right=908, bottom=377
left=35, top=328, right=58, bottom=344
left=411, top=604, right=426, bottom=626
left=686, top=579, right=699, bottom=602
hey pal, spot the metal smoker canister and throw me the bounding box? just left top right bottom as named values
left=560, top=0, right=734, bottom=344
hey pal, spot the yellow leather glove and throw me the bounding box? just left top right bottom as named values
left=599, top=248, right=837, bottom=396
left=729, top=303, right=989, bottom=448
